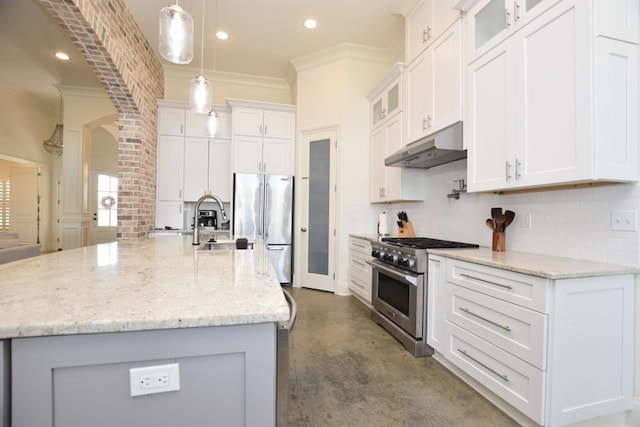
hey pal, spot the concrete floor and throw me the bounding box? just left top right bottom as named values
left=287, top=287, right=519, bottom=427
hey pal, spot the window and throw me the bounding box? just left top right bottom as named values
left=97, top=174, right=118, bottom=227
left=0, top=178, right=9, bottom=231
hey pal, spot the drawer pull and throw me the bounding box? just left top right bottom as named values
left=459, top=307, right=512, bottom=332
left=352, top=242, right=366, bottom=249
left=458, top=349, right=510, bottom=382
left=352, top=259, right=366, bottom=267
left=459, top=273, right=513, bottom=290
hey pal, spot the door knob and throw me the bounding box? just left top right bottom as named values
left=301, top=227, right=307, bottom=232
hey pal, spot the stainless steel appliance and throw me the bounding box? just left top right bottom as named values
left=233, top=173, right=294, bottom=284
left=197, top=209, right=217, bottom=228
left=369, top=237, right=478, bottom=357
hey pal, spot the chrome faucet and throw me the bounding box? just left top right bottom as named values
left=193, top=194, right=229, bottom=245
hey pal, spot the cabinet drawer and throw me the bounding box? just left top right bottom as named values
left=349, top=274, right=372, bottom=303
left=447, top=259, right=548, bottom=312
left=349, top=238, right=372, bottom=256
left=445, top=323, right=545, bottom=424
left=349, top=254, right=371, bottom=281
left=446, top=283, right=547, bottom=369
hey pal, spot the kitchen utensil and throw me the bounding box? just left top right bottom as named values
left=397, top=221, right=404, bottom=228
left=495, top=213, right=507, bottom=232
left=504, top=210, right=516, bottom=229
left=485, top=218, right=495, bottom=230
left=491, top=207, right=502, bottom=223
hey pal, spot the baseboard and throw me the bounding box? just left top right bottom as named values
left=627, top=398, right=640, bottom=427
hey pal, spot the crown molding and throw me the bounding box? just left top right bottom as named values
left=291, top=43, right=390, bottom=73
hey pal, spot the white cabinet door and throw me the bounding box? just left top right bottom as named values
left=432, top=20, right=463, bottom=132
left=209, top=139, right=232, bottom=202
left=233, top=108, right=264, bottom=137
left=405, top=48, right=433, bottom=143
left=427, top=255, right=445, bottom=353
left=156, top=201, right=183, bottom=229
left=594, top=0, right=639, bottom=43
left=185, top=111, right=208, bottom=137
left=406, top=0, right=431, bottom=64
left=262, top=138, right=293, bottom=175
left=515, top=1, right=588, bottom=187
left=233, top=135, right=263, bottom=174
left=369, top=125, right=387, bottom=201
left=156, top=135, right=184, bottom=200
left=263, top=111, right=294, bottom=139
left=183, top=137, right=210, bottom=201
left=215, top=111, right=232, bottom=139
left=467, top=41, right=514, bottom=192
left=382, top=114, right=404, bottom=201
left=432, top=0, right=461, bottom=37
left=158, top=108, right=185, bottom=136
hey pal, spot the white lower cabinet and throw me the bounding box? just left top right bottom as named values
left=348, top=237, right=372, bottom=305
left=156, top=201, right=183, bottom=230
left=430, top=255, right=635, bottom=427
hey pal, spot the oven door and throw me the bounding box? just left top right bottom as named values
left=369, top=259, right=424, bottom=339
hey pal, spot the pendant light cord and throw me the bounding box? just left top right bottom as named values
left=200, top=0, right=205, bottom=76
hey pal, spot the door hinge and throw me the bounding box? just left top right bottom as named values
left=333, top=229, right=336, bottom=236
left=333, top=273, right=335, bottom=280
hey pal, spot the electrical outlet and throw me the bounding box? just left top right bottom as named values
left=611, top=210, right=638, bottom=232
left=522, top=212, right=532, bottom=229
left=130, top=363, right=180, bottom=397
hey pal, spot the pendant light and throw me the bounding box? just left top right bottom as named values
left=43, top=92, right=64, bottom=157
left=189, top=0, right=212, bottom=113
left=159, top=1, right=194, bottom=64
left=207, top=0, right=220, bottom=137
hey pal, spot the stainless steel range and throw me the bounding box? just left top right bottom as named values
left=368, top=237, right=478, bottom=357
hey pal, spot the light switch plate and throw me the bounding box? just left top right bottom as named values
left=130, top=363, right=180, bottom=397
left=611, top=210, right=638, bottom=232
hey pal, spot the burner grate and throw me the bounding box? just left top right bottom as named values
left=381, top=237, right=478, bottom=250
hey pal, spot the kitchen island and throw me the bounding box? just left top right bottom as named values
left=0, top=235, right=289, bottom=427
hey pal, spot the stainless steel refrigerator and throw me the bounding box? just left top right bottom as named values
left=232, top=173, right=293, bottom=283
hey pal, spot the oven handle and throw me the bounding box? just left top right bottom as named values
left=367, top=260, right=420, bottom=287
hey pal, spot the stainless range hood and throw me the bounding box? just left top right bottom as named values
left=385, top=121, right=465, bottom=169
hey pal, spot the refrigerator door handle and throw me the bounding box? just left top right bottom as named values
left=265, top=182, right=270, bottom=240
left=258, top=182, right=264, bottom=236
left=267, top=245, right=285, bottom=251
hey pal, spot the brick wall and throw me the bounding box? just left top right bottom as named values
left=38, top=0, right=163, bottom=239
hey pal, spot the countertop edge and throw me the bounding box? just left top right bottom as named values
left=428, top=247, right=640, bottom=279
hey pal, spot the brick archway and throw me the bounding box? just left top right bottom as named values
left=38, top=0, right=164, bottom=239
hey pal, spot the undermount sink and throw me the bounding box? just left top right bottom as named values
left=197, top=239, right=254, bottom=251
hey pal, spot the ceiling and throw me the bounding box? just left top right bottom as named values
left=0, top=0, right=404, bottom=107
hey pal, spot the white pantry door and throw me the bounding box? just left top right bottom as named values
left=9, top=166, right=39, bottom=244
left=297, top=128, right=337, bottom=293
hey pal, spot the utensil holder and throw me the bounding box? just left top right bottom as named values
left=492, top=232, right=505, bottom=252
left=398, top=221, right=416, bottom=238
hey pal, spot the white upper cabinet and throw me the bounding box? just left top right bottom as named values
left=158, top=107, right=185, bottom=136
left=405, top=0, right=461, bottom=64
left=467, top=0, right=639, bottom=192
left=406, top=20, right=463, bottom=144
left=370, top=72, right=402, bottom=129
left=594, top=0, right=639, bottom=43
left=465, top=0, right=563, bottom=63
left=156, top=135, right=184, bottom=201
left=228, top=99, right=296, bottom=176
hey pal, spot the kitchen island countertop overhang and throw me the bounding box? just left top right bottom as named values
left=0, top=236, right=290, bottom=339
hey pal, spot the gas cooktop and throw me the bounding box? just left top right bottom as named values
left=381, top=237, right=479, bottom=250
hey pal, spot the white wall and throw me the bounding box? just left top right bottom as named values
left=0, top=85, right=55, bottom=250
left=294, top=43, right=393, bottom=294
left=163, top=66, right=293, bottom=105
left=91, top=127, right=117, bottom=174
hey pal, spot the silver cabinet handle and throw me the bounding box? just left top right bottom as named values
left=179, top=189, right=182, bottom=199
left=505, top=161, right=512, bottom=180
left=458, top=349, right=510, bottom=382
left=352, top=259, right=366, bottom=267
left=180, top=124, right=184, bottom=135
left=515, top=158, right=522, bottom=179
left=259, top=124, right=263, bottom=135
left=459, top=307, right=512, bottom=331
left=459, top=273, right=514, bottom=290
left=301, top=227, right=307, bottom=232
left=506, top=8, right=511, bottom=28
left=264, top=125, right=268, bottom=135
left=427, top=115, right=433, bottom=128
left=422, top=28, right=428, bottom=43
left=422, top=117, right=428, bottom=132
left=513, top=0, right=521, bottom=21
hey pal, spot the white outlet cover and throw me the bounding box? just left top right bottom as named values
left=130, top=363, right=180, bottom=397
left=611, top=210, right=638, bottom=232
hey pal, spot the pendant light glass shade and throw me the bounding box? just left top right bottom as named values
left=43, top=124, right=64, bottom=157
left=189, top=75, right=212, bottom=113
left=207, top=109, right=218, bottom=137
left=159, top=3, right=194, bottom=64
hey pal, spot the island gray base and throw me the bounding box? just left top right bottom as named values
left=11, top=323, right=277, bottom=427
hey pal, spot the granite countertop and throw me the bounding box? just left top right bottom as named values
left=349, top=234, right=383, bottom=242
left=428, top=247, right=640, bottom=279
left=0, top=236, right=289, bottom=339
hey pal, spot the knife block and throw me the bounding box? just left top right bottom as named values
left=398, top=221, right=416, bottom=238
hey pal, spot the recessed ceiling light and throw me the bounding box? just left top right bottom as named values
left=216, top=31, right=229, bottom=40
left=55, top=51, right=70, bottom=61
left=303, top=19, right=317, bottom=30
